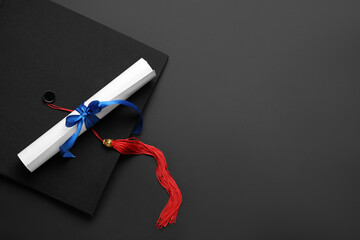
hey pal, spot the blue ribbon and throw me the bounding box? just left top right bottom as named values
left=59, top=100, right=143, bottom=158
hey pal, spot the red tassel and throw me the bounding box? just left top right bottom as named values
left=106, top=137, right=182, bottom=229
left=45, top=103, right=182, bottom=228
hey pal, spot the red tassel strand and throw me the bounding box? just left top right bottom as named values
left=110, top=137, right=182, bottom=229
left=46, top=103, right=182, bottom=228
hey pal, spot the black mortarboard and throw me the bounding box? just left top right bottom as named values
left=0, top=0, right=168, bottom=215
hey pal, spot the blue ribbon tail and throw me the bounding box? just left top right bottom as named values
left=61, top=150, right=76, bottom=158
left=99, top=100, right=143, bottom=135
left=60, top=121, right=83, bottom=158
left=132, top=118, right=143, bottom=135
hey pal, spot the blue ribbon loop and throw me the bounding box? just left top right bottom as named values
left=59, top=100, right=143, bottom=158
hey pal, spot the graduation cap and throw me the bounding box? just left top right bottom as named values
left=0, top=0, right=181, bottom=228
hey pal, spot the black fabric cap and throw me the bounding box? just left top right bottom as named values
left=0, top=0, right=168, bottom=214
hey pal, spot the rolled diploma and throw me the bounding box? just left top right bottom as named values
left=18, top=58, right=156, bottom=172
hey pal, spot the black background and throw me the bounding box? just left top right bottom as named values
left=2, top=0, right=360, bottom=239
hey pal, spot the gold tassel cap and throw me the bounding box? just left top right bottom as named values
left=102, top=139, right=113, bottom=148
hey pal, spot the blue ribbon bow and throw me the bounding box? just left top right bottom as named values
left=59, top=100, right=143, bottom=158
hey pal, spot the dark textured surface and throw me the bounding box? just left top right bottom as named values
left=2, top=0, right=360, bottom=239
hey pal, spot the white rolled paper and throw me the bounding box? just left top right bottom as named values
left=18, top=58, right=156, bottom=172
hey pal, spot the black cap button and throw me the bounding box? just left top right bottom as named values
left=43, top=90, right=56, bottom=103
